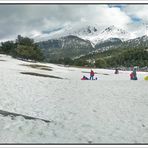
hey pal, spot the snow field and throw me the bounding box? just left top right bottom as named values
left=0, top=54, right=148, bottom=143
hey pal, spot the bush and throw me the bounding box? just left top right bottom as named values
left=74, top=59, right=89, bottom=66
left=95, top=59, right=107, bottom=68
left=1, top=41, right=16, bottom=54
left=0, top=35, right=44, bottom=62
left=15, top=45, right=43, bottom=61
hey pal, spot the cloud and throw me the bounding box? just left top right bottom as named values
left=123, top=5, right=148, bottom=22
left=0, top=4, right=143, bottom=42
left=121, top=5, right=148, bottom=36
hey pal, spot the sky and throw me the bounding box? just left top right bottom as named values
left=0, top=4, right=148, bottom=42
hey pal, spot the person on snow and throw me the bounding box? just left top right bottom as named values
left=130, top=67, right=138, bottom=80
left=115, top=68, right=119, bottom=74
left=130, top=72, right=134, bottom=80
left=90, top=69, right=95, bottom=80
left=81, top=75, right=89, bottom=80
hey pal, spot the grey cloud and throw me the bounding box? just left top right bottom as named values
left=0, top=4, right=144, bottom=41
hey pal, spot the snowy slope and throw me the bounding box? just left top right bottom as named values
left=0, top=54, right=148, bottom=143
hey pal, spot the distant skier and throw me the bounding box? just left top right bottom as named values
left=90, top=69, right=95, bottom=80
left=115, top=68, right=119, bottom=74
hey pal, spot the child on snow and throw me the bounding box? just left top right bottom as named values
left=81, top=76, right=89, bottom=80
left=90, top=69, right=95, bottom=80
left=130, top=67, right=138, bottom=80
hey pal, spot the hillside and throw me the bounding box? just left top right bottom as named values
left=37, top=27, right=148, bottom=66
left=38, top=35, right=95, bottom=62
left=75, top=35, right=148, bottom=68
left=0, top=28, right=148, bottom=68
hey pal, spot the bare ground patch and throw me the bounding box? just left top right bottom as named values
left=0, top=59, right=6, bottom=61
left=20, top=72, right=63, bottom=79
left=20, top=64, right=52, bottom=71
left=0, top=109, right=50, bottom=123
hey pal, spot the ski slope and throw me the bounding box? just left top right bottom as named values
left=0, top=54, right=148, bottom=144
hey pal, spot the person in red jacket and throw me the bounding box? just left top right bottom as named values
left=130, top=72, right=134, bottom=80
left=90, top=69, right=95, bottom=80
left=130, top=67, right=138, bottom=80
left=81, top=76, right=89, bottom=80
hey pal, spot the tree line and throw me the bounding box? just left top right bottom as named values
left=73, top=47, right=148, bottom=68
left=0, top=35, right=148, bottom=68
left=0, top=35, right=44, bottom=61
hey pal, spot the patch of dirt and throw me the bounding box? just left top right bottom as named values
left=0, top=109, right=50, bottom=123
left=21, top=72, right=63, bottom=79
left=40, top=67, right=52, bottom=71
left=0, top=59, right=6, bottom=61
left=20, top=64, right=52, bottom=71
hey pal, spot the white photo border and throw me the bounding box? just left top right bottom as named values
left=0, top=1, right=147, bottom=148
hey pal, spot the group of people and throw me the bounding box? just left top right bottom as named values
left=81, top=70, right=96, bottom=80
left=81, top=67, right=139, bottom=80
left=114, top=67, right=138, bottom=80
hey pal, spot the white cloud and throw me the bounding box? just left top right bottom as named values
left=0, top=4, right=145, bottom=41
left=121, top=5, right=148, bottom=37
left=123, top=5, right=148, bottom=22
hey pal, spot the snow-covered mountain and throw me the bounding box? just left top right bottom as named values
left=120, top=35, right=148, bottom=49
left=36, top=25, right=148, bottom=61
left=99, top=25, right=133, bottom=41
left=94, top=35, right=148, bottom=54
left=95, top=37, right=122, bottom=51
left=67, top=25, right=133, bottom=44
left=38, top=25, right=134, bottom=45
left=38, top=35, right=94, bottom=61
